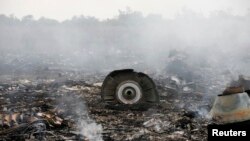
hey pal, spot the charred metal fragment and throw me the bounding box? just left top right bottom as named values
left=210, top=76, right=250, bottom=124
left=101, top=69, right=159, bottom=109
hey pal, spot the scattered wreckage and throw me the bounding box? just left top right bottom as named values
left=1, top=66, right=250, bottom=141
left=0, top=69, right=210, bottom=141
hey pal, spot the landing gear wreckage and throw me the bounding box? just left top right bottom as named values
left=101, top=69, right=250, bottom=126
left=101, top=69, right=159, bottom=110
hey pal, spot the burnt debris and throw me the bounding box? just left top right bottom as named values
left=210, top=76, right=250, bottom=124
left=0, top=70, right=210, bottom=141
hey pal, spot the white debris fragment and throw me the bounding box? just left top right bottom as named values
left=93, top=82, right=102, bottom=87
left=126, top=129, right=149, bottom=140
left=19, top=79, right=31, bottom=84
left=143, top=118, right=168, bottom=133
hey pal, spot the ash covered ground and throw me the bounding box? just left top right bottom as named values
left=0, top=66, right=224, bottom=141
left=0, top=51, right=239, bottom=141
left=0, top=50, right=244, bottom=141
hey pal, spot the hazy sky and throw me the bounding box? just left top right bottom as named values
left=0, top=0, right=250, bottom=21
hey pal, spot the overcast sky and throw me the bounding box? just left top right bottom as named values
left=0, top=0, right=250, bottom=21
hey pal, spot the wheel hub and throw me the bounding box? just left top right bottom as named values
left=116, top=81, right=142, bottom=104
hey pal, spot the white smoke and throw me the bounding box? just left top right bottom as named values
left=57, top=88, right=103, bottom=141
left=78, top=119, right=103, bottom=141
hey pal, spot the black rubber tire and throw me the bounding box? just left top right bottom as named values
left=101, top=69, right=159, bottom=110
